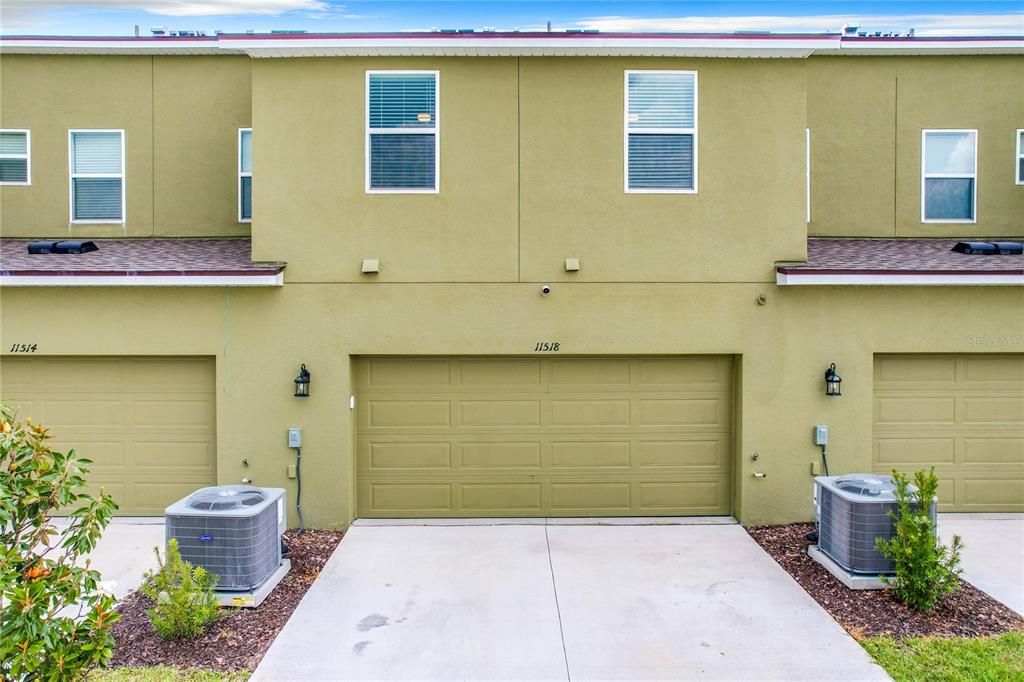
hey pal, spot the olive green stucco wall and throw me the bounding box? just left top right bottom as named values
left=2, top=285, right=1022, bottom=527
left=0, top=55, right=252, bottom=237
left=251, top=57, right=807, bottom=282
left=808, top=55, right=1024, bottom=238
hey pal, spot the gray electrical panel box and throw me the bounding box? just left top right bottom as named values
left=287, top=428, right=302, bottom=448
left=814, top=425, right=829, bottom=445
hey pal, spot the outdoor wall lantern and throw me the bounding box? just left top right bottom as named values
left=294, top=364, right=311, bottom=398
left=824, top=363, right=842, bottom=397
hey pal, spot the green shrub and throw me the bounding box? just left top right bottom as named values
left=875, top=468, right=964, bottom=612
left=0, top=404, right=120, bottom=681
left=141, top=539, right=220, bottom=640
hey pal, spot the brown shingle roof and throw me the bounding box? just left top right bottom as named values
left=0, top=238, right=283, bottom=276
left=777, top=238, right=1024, bottom=275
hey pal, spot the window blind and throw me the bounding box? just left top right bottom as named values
left=626, top=72, right=696, bottom=191
left=368, top=72, right=438, bottom=191
left=239, top=129, right=252, bottom=221
left=0, top=131, right=29, bottom=183
left=71, top=131, right=123, bottom=221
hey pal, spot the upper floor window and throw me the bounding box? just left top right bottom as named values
left=239, top=128, right=252, bottom=222
left=366, top=71, right=438, bottom=193
left=1016, top=129, right=1023, bottom=185
left=625, top=71, right=697, bottom=193
left=0, top=130, right=30, bottom=185
left=921, top=129, right=976, bottom=223
left=69, top=130, right=124, bottom=223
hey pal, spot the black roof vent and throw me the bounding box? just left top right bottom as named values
left=990, top=241, right=1024, bottom=255
left=27, top=240, right=98, bottom=255
left=952, top=241, right=997, bottom=255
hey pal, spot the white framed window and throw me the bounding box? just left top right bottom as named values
left=624, top=70, right=698, bottom=194
left=1016, top=129, right=1023, bottom=185
left=239, top=128, right=252, bottom=222
left=366, top=70, right=439, bottom=193
left=69, top=129, right=125, bottom=224
left=921, top=129, right=977, bottom=223
left=0, top=129, right=30, bottom=185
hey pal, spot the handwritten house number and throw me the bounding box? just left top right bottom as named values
left=534, top=342, right=560, bottom=352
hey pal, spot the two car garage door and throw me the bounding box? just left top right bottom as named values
left=355, top=356, right=735, bottom=518
left=1, top=357, right=217, bottom=516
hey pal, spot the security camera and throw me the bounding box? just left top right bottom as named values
left=541, top=285, right=552, bottom=296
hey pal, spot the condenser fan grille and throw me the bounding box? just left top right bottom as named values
left=187, top=486, right=266, bottom=512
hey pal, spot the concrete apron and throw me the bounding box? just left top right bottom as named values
left=939, top=513, right=1024, bottom=616
left=253, top=523, right=888, bottom=681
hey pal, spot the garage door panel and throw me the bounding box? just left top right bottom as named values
left=550, top=399, right=630, bottom=427
left=49, top=440, right=127, bottom=468
left=463, top=483, right=543, bottom=511
left=874, top=354, right=1023, bottom=512
left=368, top=400, right=451, bottom=428
left=460, top=358, right=541, bottom=386
left=131, top=399, right=214, bottom=429
left=875, top=437, right=956, bottom=465
left=1, top=357, right=216, bottom=516
left=876, top=355, right=957, bottom=383
left=366, top=357, right=452, bottom=387
left=963, top=479, right=1024, bottom=510
left=964, top=356, right=1024, bottom=382
left=964, top=396, right=1024, bottom=423
left=368, top=483, right=453, bottom=511
left=963, top=438, right=1024, bottom=464
left=550, top=358, right=631, bottom=386
left=876, top=396, right=955, bottom=424
left=461, top=442, right=542, bottom=469
left=550, top=441, right=631, bottom=468
left=637, top=439, right=729, bottom=468
left=461, top=400, right=541, bottom=427
left=356, top=356, right=733, bottom=518
left=639, top=398, right=723, bottom=427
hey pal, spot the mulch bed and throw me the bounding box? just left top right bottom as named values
left=747, top=522, right=1024, bottom=639
left=108, top=528, right=344, bottom=672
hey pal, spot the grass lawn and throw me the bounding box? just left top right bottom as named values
left=88, top=667, right=250, bottom=682
left=861, top=631, right=1024, bottom=682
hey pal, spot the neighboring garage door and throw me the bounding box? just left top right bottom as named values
left=355, top=356, right=733, bottom=518
left=873, top=354, right=1024, bottom=512
left=1, top=356, right=217, bottom=515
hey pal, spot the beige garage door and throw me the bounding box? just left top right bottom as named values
left=355, top=356, right=733, bottom=518
left=873, top=354, right=1024, bottom=512
left=1, top=356, right=217, bottom=516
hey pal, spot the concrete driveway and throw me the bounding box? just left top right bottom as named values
left=939, top=513, right=1024, bottom=616
left=253, top=521, right=887, bottom=681
left=56, top=516, right=164, bottom=600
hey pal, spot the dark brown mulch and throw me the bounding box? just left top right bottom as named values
left=747, top=522, right=1024, bottom=639
left=109, top=528, right=344, bottom=672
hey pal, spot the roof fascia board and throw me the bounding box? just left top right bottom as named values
left=0, top=273, right=284, bottom=286
left=776, top=271, right=1023, bottom=286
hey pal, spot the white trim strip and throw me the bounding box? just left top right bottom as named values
left=0, top=273, right=284, bottom=287
left=2, top=35, right=1022, bottom=57
left=776, top=271, right=1023, bottom=286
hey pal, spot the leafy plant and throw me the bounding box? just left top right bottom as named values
left=0, top=404, right=120, bottom=680
left=875, top=468, right=964, bottom=612
left=141, top=539, right=220, bottom=640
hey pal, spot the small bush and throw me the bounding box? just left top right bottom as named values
left=141, top=539, right=220, bottom=640
left=875, top=468, right=964, bottom=612
left=0, top=405, right=119, bottom=680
